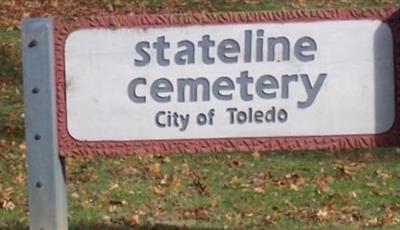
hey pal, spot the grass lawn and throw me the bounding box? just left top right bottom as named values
left=1, top=1, right=400, bottom=229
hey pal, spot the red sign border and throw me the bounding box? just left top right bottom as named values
left=54, top=8, right=400, bottom=156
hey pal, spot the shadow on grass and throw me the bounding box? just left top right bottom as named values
left=0, top=36, right=21, bottom=83
left=0, top=37, right=24, bottom=141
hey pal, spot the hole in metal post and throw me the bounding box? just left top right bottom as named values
left=34, top=134, right=41, bottom=140
left=28, top=40, right=37, bottom=48
left=36, top=181, right=42, bottom=188
left=32, top=87, right=40, bottom=94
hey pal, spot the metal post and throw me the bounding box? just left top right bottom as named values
left=22, top=18, right=68, bottom=230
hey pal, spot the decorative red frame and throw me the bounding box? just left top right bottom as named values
left=54, top=8, right=400, bottom=156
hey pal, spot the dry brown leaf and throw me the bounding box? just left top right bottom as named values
left=265, top=215, right=277, bottom=226
left=170, top=176, right=182, bottom=189
left=18, top=142, right=26, bottom=151
left=146, top=163, right=161, bottom=175
left=108, top=183, right=119, bottom=190
left=14, top=172, right=24, bottom=185
left=108, top=205, right=118, bottom=212
left=195, top=208, right=209, bottom=220
left=162, top=156, right=171, bottom=163
left=153, top=208, right=165, bottom=219
left=226, top=176, right=241, bottom=188
left=316, top=209, right=328, bottom=221
left=314, top=173, right=334, bottom=193
left=375, top=170, right=392, bottom=181
left=251, top=151, right=260, bottom=160
left=129, top=214, right=140, bottom=225
left=227, top=158, right=242, bottom=168
left=366, top=217, right=379, bottom=227
left=192, top=172, right=209, bottom=195
left=349, top=190, right=357, bottom=199
left=71, top=192, right=79, bottom=199
left=289, top=183, right=299, bottom=191
left=358, top=152, right=374, bottom=162
left=1, top=199, right=15, bottom=210
left=152, top=185, right=165, bottom=195
left=381, top=213, right=400, bottom=226
left=181, top=163, right=190, bottom=176
left=159, top=174, right=170, bottom=186
left=253, top=187, right=265, bottom=193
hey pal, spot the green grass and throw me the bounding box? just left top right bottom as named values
left=0, top=30, right=23, bottom=140
left=2, top=138, right=398, bottom=229
left=1, top=1, right=400, bottom=229
left=96, top=0, right=400, bottom=12
left=210, top=0, right=391, bottom=12
left=61, top=150, right=400, bottom=229
left=140, top=0, right=400, bottom=12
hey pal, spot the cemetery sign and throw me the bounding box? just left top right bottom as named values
left=22, top=8, right=400, bottom=230
left=55, top=9, right=400, bottom=155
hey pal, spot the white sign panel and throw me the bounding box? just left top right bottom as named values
left=65, top=20, right=394, bottom=141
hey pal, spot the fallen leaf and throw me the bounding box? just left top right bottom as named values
left=153, top=208, right=165, bottom=219
left=102, top=215, right=111, bottom=222
left=159, top=174, right=170, bottom=186
left=108, top=205, right=118, bottom=212
left=253, top=187, right=265, bottom=193
left=109, top=183, right=119, bottom=190
left=314, top=173, right=334, bottom=193
left=195, top=208, right=209, bottom=220
left=1, top=199, right=15, bottom=210
left=375, top=170, right=392, bottom=181
left=265, top=215, right=277, bottom=226
left=251, top=151, right=260, bottom=160
left=350, top=191, right=357, bottom=199
left=71, top=192, right=79, bottom=199
left=170, top=176, right=181, bottom=189
left=153, top=185, right=165, bottom=195
left=18, top=142, right=26, bottom=151
left=225, top=176, right=241, bottom=188
left=146, top=163, right=160, bottom=176
left=366, top=217, right=379, bottom=227
left=316, top=209, right=328, bottom=221
left=289, top=183, right=299, bottom=191
left=192, top=172, right=209, bottom=195
left=162, top=156, right=171, bottom=163
left=181, top=163, right=190, bottom=176
left=361, top=152, right=374, bottom=162
left=129, top=214, right=140, bottom=225
left=381, top=213, right=400, bottom=226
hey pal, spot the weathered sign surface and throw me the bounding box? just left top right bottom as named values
left=54, top=9, right=400, bottom=155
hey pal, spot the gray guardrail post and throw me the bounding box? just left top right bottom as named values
left=22, top=18, right=68, bottom=230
